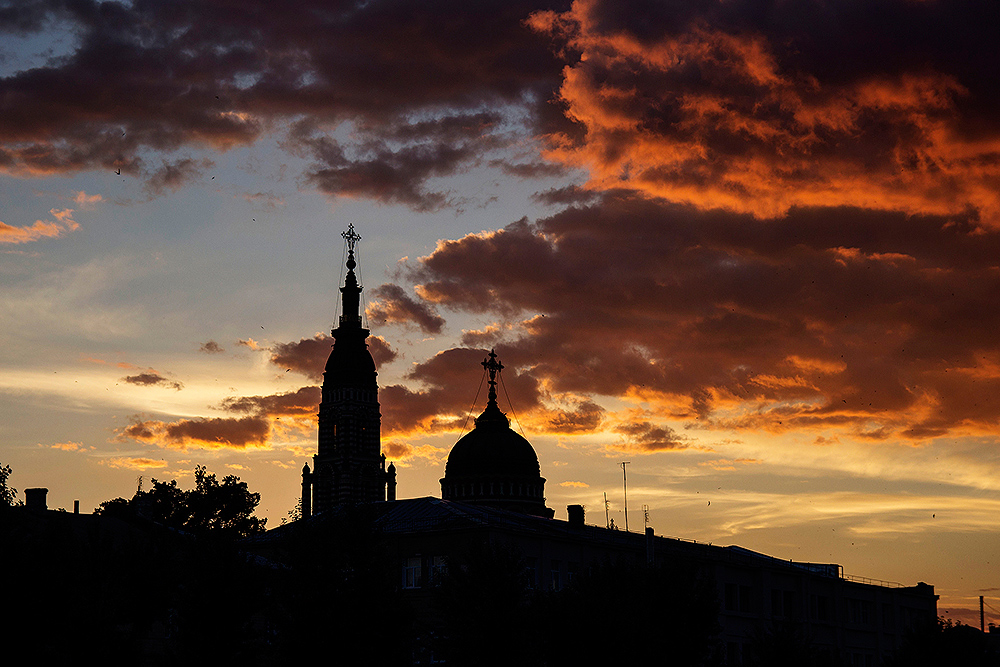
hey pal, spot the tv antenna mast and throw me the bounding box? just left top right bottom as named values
left=643, top=504, right=650, bottom=530
left=604, top=492, right=610, bottom=529
left=620, top=461, right=631, bottom=532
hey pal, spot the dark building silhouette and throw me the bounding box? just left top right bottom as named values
left=440, top=350, right=554, bottom=518
left=284, top=230, right=941, bottom=665
left=368, top=498, right=940, bottom=666
left=302, top=225, right=395, bottom=516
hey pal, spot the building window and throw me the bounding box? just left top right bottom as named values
left=772, top=590, right=797, bottom=618
left=551, top=560, right=562, bottom=591
left=567, top=561, right=579, bottom=585
left=429, top=556, right=447, bottom=587
left=525, top=557, right=538, bottom=589
left=403, top=556, right=422, bottom=589
left=882, top=603, right=894, bottom=630
left=810, top=594, right=830, bottom=621
left=726, top=584, right=737, bottom=611
left=725, top=584, right=754, bottom=613
left=849, top=599, right=873, bottom=626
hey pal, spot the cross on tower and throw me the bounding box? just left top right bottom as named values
left=482, top=349, right=504, bottom=404
left=342, top=224, right=362, bottom=254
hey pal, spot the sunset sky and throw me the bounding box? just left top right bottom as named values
left=2, top=0, right=999, bottom=625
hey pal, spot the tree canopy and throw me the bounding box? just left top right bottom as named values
left=96, top=465, right=265, bottom=539
left=0, top=462, right=18, bottom=507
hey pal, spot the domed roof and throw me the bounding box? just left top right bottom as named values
left=440, top=350, right=552, bottom=518
left=324, top=329, right=377, bottom=390
left=445, top=402, right=541, bottom=480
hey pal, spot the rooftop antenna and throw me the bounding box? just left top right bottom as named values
left=604, top=492, right=610, bottom=529
left=643, top=504, right=650, bottom=530
left=136, top=475, right=143, bottom=495
left=620, top=461, right=630, bottom=532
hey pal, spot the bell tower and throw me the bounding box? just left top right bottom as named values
left=302, top=225, right=395, bottom=516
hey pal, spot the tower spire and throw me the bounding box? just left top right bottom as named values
left=307, top=224, right=390, bottom=513
left=338, top=224, right=363, bottom=330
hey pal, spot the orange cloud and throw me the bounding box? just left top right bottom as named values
left=699, top=458, right=763, bottom=472
left=117, top=415, right=270, bottom=450
left=528, top=2, right=1000, bottom=225
left=404, top=197, right=1000, bottom=446
left=613, top=420, right=690, bottom=453
left=237, top=338, right=262, bottom=351
left=0, top=208, right=79, bottom=244
left=102, top=457, right=169, bottom=470
left=539, top=400, right=605, bottom=434
left=381, top=441, right=447, bottom=464
left=72, top=191, right=102, bottom=209
left=49, top=441, right=86, bottom=451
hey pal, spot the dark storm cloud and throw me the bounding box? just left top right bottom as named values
left=144, top=157, right=214, bottom=196
left=199, top=340, right=225, bottom=353
left=408, top=194, right=1000, bottom=442
left=530, top=184, right=600, bottom=207
left=545, top=399, right=605, bottom=434
left=301, top=136, right=466, bottom=212
left=7, top=0, right=999, bottom=214
left=121, top=370, right=183, bottom=390
left=614, top=421, right=689, bottom=452
left=367, top=283, right=445, bottom=334
left=0, top=0, right=570, bottom=203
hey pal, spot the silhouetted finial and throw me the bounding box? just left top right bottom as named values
left=482, top=349, right=504, bottom=406
left=342, top=224, right=361, bottom=261
left=337, top=225, right=364, bottom=328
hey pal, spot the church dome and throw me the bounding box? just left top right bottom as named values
left=445, top=403, right=540, bottom=479
left=440, top=350, right=553, bottom=518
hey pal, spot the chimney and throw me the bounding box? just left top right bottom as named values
left=567, top=504, right=585, bottom=526
left=25, top=488, right=48, bottom=511
left=646, top=526, right=654, bottom=565
left=74, top=500, right=80, bottom=514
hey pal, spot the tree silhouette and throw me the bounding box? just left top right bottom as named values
left=884, top=617, right=1000, bottom=667
left=96, top=465, right=265, bottom=539
left=0, top=462, right=18, bottom=506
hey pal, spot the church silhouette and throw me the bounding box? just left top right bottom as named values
left=286, top=227, right=939, bottom=666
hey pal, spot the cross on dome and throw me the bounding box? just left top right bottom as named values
left=482, top=349, right=504, bottom=405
